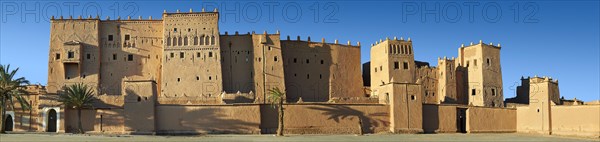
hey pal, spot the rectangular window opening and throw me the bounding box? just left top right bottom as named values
left=127, top=54, right=133, bottom=61
left=394, top=61, right=399, bottom=69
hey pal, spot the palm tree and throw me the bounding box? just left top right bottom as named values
left=58, top=83, right=95, bottom=134
left=0, top=64, right=30, bottom=133
left=267, top=87, right=285, bottom=136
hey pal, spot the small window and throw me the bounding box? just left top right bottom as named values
left=394, top=61, right=399, bottom=69
left=380, top=66, right=382, bottom=71
left=68, top=51, right=74, bottom=58
left=293, top=58, right=297, bottom=63
left=170, top=53, right=174, bottom=58
left=306, top=59, right=310, bottom=64
left=108, top=35, right=113, bottom=41
left=196, top=76, right=200, bottom=80
left=180, top=52, right=184, bottom=58
left=127, top=54, right=133, bottom=61
left=474, top=59, right=478, bottom=66
left=471, top=89, right=476, bottom=96
left=403, top=62, right=409, bottom=70
left=491, top=88, right=496, bottom=96
left=55, top=53, right=61, bottom=60
left=411, top=95, right=416, bottom=100
left=197, top=52, right=201, bottom=57
left=86, top=54, right=91, bottom=59
left=113, top=54, right=117, bottom=60
left=320, top=60, right=324, bottom=64
left=177, top=78, right=180, bottom=82
left=125, top=34, right=130, bottom=40
left=307, top=74, right=310, bottom=79
left=466, top=61, right=470, bottom=67
left=374, top=68, right=377, bottom=72
left=487, top=58, right=491, bottom=66
left=274, top=56, right=278, bottom=62
left=209, top=52, right=213, bottom=57
left=174, top=28, right=177, bottom=32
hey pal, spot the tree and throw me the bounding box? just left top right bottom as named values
left=58, top=83, right=95, bottom=134
left=267, top=87, right=285, bottom=136
left=0, top=64, right=30, bottom=133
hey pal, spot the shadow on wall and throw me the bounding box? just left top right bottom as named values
left=282, top=41, right=333, bottom=102
left=307, top=105, right=389, bottom=134
left=157, top=106, right=260, bottom=135
left=422, top=105, right=439, bottom=133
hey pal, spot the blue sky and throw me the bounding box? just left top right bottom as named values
left=1, top=0, right=598, bottom=102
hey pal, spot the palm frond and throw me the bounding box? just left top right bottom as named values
left=58, top=83, right=96, bottom=109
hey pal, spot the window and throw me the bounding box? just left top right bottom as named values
left=177, top=78, right=180, bottom=82
left=170, top=53, right=174, bottom=58
left=307, top=74, right=310, bottom=79
left=320, top=60, right=324, bottom=64
left=86, top=54, right=91, bottom=59
left=411, top=95, right=416, bottom=100
left=394, top=61, right=399, bottom=69
left=174, top=28, right=177, bottom=32
left=196, top=76, right=200, bottom=80
left=293, top=58, right=297, bottom=63
left=486, top=58, right=491, bottom=66
left=108, top=35, right=113, bottom=41
left=124, top=34, right=130, bottom=40
left=197, top=52, right=201, bottom=57
left=403, top=62, right=409, bottom=70
left=209, top=52, right=213, bottom=57
left=471, top=89, right=476, bottom=96
left=466, top=61, right=470, bottom=67
left=68, top=51, right=74, bottom=58
left=184, top=37, right=188, bottom=46
left=306, top=59, right=310, bottom=64
left=55, top=53, right=61, bottom=60
left=491, top=88, right=496, bottom=96
left=474, top=59, right=478, bottom=66
left=127, top=54, right=133, bottom=61
left=112, top=54, right=117, bottom=60
left=180, top=52, right=184, bottom=58
left=274, top=56, right=278, bottom=62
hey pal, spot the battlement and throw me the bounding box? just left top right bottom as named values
left=50, top=15, right=163, bottom=22
left=527, top=75, right=559, bottom=84
left=437, top=56, right=456, bottom=61
left=221, top=30, right=281, bottom=36
left=163, top=8, right=218, bottom=14
left=371, top=36, right=411, bottom=47
left=281, top=35, right=360, bottom=48
left=460, top=40, right=501, bottom=49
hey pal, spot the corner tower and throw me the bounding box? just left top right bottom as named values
left=456, top=41, right=503, bottom=107
left=370, top=37, right=415, bottom=97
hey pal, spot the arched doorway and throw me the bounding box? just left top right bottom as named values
left=4, top=115, right=13, bottom=131
left=47, top=109, right=57, bottom=132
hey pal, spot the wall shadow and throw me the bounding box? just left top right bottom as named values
left=307, top=105, right=389, bottom=134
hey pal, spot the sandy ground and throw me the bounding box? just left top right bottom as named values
left=0, top=133, right=597, bottom=142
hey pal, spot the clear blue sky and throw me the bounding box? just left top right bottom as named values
left=1, top=0, right=598, bottom=102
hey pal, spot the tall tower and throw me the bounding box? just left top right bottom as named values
left=370, top=37, right=415, bottom=96
left=456, top=41, right=503, bottom=107
left=161, top=10, right=222, bottom=101
left=437, top=57, right=460, bottom=104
